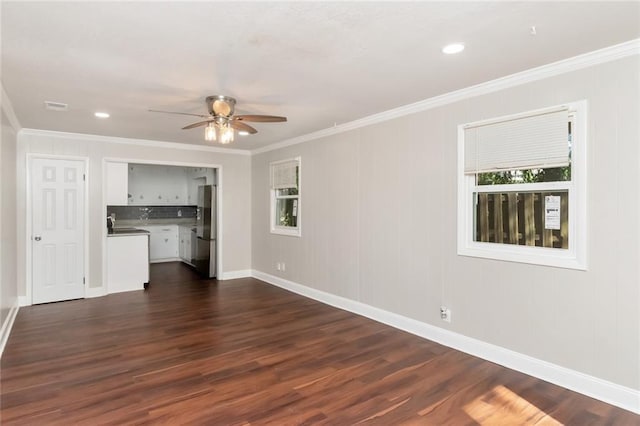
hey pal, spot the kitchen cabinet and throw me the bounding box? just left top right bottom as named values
left=186, top=167, right=216, bottom=204
left=128, top=164, right=189, bottom=205
left=179, top=226, right=193, bottom=264
left=138, top=225, right=179, bottom=261
left=106, top=162, right=128, bottom=205
left=107, top=234, right=149, bottom=293
left=125, top=164, right=217, bottom=206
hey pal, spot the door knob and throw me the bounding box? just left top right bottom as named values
left=34, top=235, right=42, bottom=241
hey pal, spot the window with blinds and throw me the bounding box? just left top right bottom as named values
left=463, top=108, right=570, bottom=175
left=270, top=157, right=301, bottom=236
left=271, top=159, right=299, bottom=189
left=457, top=101, right=587, bottom=270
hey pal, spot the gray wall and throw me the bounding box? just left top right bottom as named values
left=16, top=132, right=252, bottom=295
left=252, top=56, right=640, bottom=390
left=1, top=108, right=18, bottom=325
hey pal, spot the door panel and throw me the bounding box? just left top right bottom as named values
left=32, top=158, right=85, bottom=304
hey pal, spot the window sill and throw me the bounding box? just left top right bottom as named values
left=271, top=227, right=301, bottom=237
left=458, top=243, right=586, bottom=270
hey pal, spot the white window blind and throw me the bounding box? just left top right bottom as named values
left=464, top=108, right=570, bottom=174
left=271, top=160, right=298, bottom=189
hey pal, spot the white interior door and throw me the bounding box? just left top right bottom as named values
left=32, top=158, right=86, bottom=304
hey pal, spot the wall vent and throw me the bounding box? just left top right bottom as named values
left=44, top=101, right=68, bottom=111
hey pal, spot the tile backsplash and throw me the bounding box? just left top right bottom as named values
left=107, top=205, right=197, bottom=221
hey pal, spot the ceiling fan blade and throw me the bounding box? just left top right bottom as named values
left=182, top=120, right=213, bottom=130
left=234, top=114, right=287, bottom=123
left=149, top=109, right=209, bottom=118
left=230, top=121, right=258, bottom=134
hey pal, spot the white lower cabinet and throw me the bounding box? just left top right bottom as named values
left=107, top=235, right=149, bottom=293
left=179, top=226, right=193, bottom=264
left=138, top=225, right=179, bottom=262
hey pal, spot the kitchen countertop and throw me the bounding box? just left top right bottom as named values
left=108, top=227, right=151, bottom=237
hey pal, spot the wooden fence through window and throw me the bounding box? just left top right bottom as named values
left=475, top=192, right=568, bottom=249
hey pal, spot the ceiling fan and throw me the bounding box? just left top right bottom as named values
left=149, top=95, right=287, bottom=144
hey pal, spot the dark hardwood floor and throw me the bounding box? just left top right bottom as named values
left=1, top=262, right=637, bottom=425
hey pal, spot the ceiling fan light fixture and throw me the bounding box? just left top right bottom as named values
left=219, top=124, right=234, bottom=144
left=204, top=118, right=235, bottom=144
left=159, top=94, right=286, bottom=144
left=205, top=122, right=216, bottom=141
left=207, top=95, right=236, bottom=117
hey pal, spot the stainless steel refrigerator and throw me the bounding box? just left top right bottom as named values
left=194, top=185, right=216, bottom=278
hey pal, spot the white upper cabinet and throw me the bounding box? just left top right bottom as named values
left=128, top=164, right=190, bottom=205
left=106, top=162, right=128, bottom=206
left=113, top=164, right=216, bottom=206
left=186, top=167, right=216, bottom=204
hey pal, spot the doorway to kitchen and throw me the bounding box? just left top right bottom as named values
left=103, top=159, right=222, bottom=295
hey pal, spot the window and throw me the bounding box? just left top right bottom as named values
left=457, top=101, right=587, bottom=269
left=270, top=157, right=301, bottom=236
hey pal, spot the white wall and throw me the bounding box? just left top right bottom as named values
left=252, top=55, right=640, bottom=391
left=16, top=131, right=252, bottom=296
left=1, top=107, right=19, bottom=328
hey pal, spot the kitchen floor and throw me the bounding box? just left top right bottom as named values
left=1, top=262, right=637, bottom=424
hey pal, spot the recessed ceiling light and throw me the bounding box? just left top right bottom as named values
left=238, top=131, right=250, bottom=136
left=442, top=43, right=465, bottom=54
left=94, top=112, right=110, bottom=118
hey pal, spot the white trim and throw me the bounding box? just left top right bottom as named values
left=149, top=258, right=181, bottom=264
left=219, top=269, right=252, bottom=280
left=252, top=39, right=640, bottom=155
left=101, top=158, right=224, bottom=287
left=216, top=168, right=223, bottom=279
left=270, top=156, right=302, bottom=237
left=18, top=296, right=30, bottom=307
left=1, top=83, right=22, bottom=131
left=26, top=154, right=90, bottom=305
left=251, top=270, right=640, bottom=414
left=270, top=226, right=302, bottom=237
left=86, top=285, right=107, bottom=298
left=456, top=100, right=587, bottom=270
left=0, top=300, right=19, bottom=357
left=19, top=128, right=251, bottom=156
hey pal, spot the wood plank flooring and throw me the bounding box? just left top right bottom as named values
left=1, top=262, right=637, bottom=425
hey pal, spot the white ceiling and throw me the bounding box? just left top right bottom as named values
left=2, top=2, right=639, bottom=151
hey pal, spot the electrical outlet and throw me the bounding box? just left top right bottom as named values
left=276, top=262, right=281, bottom=271
left=440, top=306, right=451, bottom=323
left=281, top=263, right=286, bottom=271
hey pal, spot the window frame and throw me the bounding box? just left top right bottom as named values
left=270, top=156, right=301, bottom=237
left=457, top=101, right=587, bottom=270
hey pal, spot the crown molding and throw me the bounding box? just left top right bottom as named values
left=18, top=128, right=252, bottom=156
left=252, top=38, right=640, bottom=155
left=1, top=82, right=22, bottom=131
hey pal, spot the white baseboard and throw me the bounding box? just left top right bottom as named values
left=150, top=257, right=181, bottom=264
left=107, top=287, right=144, bottom=295
left=86, top=286, right=107, bottom=298
left=18, top=296, right=30, bottom=307
left=219, top=269, right=252, bottom=280
left=251, top=270, right=640, bottom=415
left=0, top=299, right=19, bottom=357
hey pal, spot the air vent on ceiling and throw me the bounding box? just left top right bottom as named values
left=44, top=101, right=68, bottom=111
